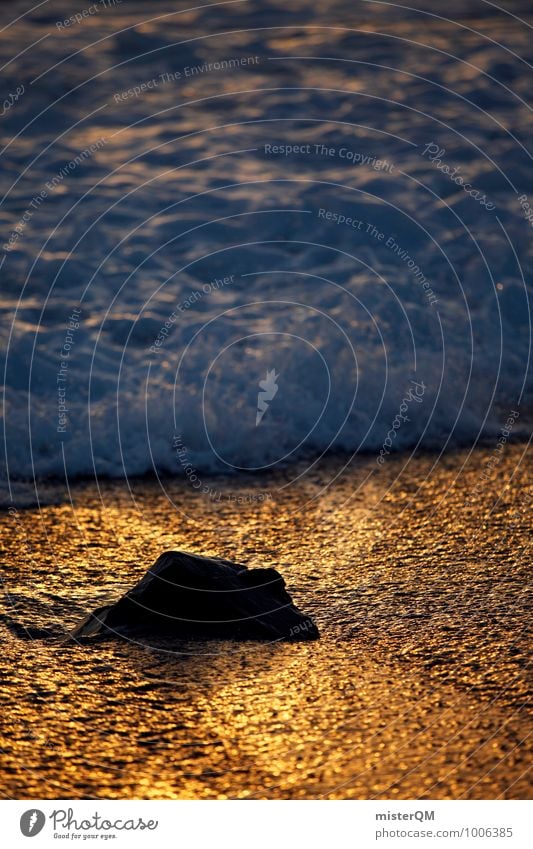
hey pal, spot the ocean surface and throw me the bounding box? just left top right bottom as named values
left=1, top=447, right=531, bottom=799
left=1, top=0, right=532, bottom=489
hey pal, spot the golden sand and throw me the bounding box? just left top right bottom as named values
left=0, top=446, right=531, bottom=799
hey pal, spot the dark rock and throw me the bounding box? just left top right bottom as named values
left=72, top=550, right=319, bottom=642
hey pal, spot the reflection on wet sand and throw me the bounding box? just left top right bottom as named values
left=1, top=446, right=530, bottom=799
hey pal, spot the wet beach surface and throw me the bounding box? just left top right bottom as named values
left=0, top=445, right=531, bottom=799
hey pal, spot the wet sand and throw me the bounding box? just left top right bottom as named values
left=0, top=445, right=531, bottom=799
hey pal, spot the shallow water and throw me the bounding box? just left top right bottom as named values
left=1, top=446, right=530, bottom=799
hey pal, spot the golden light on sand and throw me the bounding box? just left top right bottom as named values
left=1, top=448, right=530, bottom=799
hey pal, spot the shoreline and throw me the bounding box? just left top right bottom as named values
left=1, top=434, right=531, bottom=511
left=0, top=444, right=531, bottom=799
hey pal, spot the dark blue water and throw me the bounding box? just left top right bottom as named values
left=1, top=0, right=531, bottom=486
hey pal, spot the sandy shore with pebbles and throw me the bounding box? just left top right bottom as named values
left=0, top=445, right=531, bottom=799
